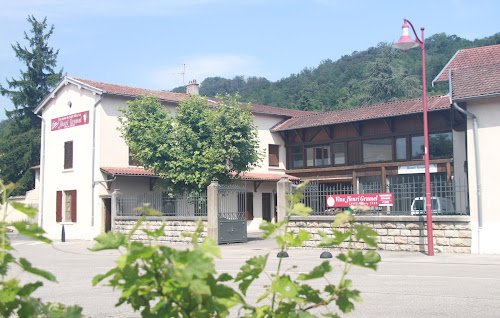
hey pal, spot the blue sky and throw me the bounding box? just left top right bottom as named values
left=1, top=0, right=500, bottom=120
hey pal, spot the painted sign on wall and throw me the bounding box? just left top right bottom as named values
left=326, top=193, right=393, bottom=207
left=398, top=164, right=437, bottom=174
left=51, top=111, right=89, bottom=131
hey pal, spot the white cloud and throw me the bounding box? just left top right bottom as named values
left=148, top=54, right=264, bottom=90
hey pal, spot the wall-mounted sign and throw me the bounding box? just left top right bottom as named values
left=398, top=164, right=437, bottom=174
left=326, top=193, right=393, bottom=208
left=51, top=111, right=89, bottom=131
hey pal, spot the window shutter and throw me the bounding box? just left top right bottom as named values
left=70, top=190, right=77, bottom=222
left=268, top=145, right=280, bottom=167
left=64, top=141, right=73, bottom=169
left=56, top=191, right=62, bottom=222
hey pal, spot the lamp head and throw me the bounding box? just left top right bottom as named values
left=393, top=20, right=419, bottom=50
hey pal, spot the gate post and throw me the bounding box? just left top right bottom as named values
left=277, top=177, right=292, bottom=223
left=207, top=181, right=219, bottom=242
left=111, top=189, right=121, bottom=233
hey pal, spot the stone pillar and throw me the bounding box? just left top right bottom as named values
left=207, top=181, right=219, bottom=243
left=111, top=189, right=121, bottom=233
left=277, top=177, right=292, bottom=223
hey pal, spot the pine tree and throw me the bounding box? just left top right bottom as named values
left=0, top=15, right=63, bottom=194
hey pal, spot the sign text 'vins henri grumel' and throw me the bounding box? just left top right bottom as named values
left=51, top=111, right=90, bottom=131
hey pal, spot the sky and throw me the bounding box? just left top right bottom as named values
left=1, top=0, right=500, bottom=120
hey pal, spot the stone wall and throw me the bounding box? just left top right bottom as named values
left=289, top=215, right=471, bottom=253
left=115, top=217, right=207, bottom=244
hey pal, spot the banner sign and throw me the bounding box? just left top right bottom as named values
left=326, top=193, right=393, bottom=207
left=51, top=111, right=90, bottom=131
left=398, top=164, right=437, bottom=174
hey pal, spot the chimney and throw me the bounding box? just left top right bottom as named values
left=186, top=79, right=199, bottom=95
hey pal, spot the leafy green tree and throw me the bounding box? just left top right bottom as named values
left=119, top=94, right=263, bottom=194
left=0, top=180, right=82, bottom=317
left=0, top=15, right=63, bottom=195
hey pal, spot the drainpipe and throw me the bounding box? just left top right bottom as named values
left=452, top=102, right=482, bottom=249
left=91, top=94, right=105, bottom=228
left=36, top=115, right=46, bottom=228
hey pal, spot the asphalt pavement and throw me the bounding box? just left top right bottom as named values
left=7, top=231, right=500, bottom=317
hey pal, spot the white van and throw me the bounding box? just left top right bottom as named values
left=410, top=197, right=455, bottom=215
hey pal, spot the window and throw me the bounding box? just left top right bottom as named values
left=268, top=144, right=280, bottom=167
left=291, top=146, right=303, bottom=168
left=412, top=133, right=453, bottom=159
left=129, top=148, right=140, bottom=166
left=396, top=137, right=407, bottom=161
left=306, top=145, right=330, bottom=167
left=363, top=138, right=392, bottom=163
left=56, top=190, right=77, bottom=222
left=64, top=141, right=73, bottom=169
left=332, top=143, right=345, bottom=165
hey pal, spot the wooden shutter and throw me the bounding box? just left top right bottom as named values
left=268, top=145, right=279, bottom=167
left=70, top=190, right=77, bottom=222
left=64, top=141, right=73, bottom=169
left=56, top=191, right=62, bottom=222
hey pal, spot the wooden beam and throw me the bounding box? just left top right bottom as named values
left=293, top=130, right=304, bottom=142
left=383, top=118, right=394, bottom=133
left=254, top=181, right=263, bottom=192
left=308, top=127, right=322, bottom=142
left=351, top=122, right=361, bottom=136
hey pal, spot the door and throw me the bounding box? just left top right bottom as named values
left=103, top=198, right=112, bottom=232
left=246, top=192, right=254, bottom=220
left=262, top=193, right=272, bottom=222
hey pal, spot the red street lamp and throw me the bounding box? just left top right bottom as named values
left=393, top=19, right=434, bottom=256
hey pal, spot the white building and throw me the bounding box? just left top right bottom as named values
left=34, top=77, right=310, bottom=240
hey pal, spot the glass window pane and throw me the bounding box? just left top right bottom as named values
left=306, top=148, right=314, bottom=167
left=429, top=132, right=453, bottom=158
left=292, top=147, right=303, bottom=168
left=333, top=143, right=345, bottom=165
left=315, top=147, right=322, bottom=166
left=411, top=136, right=424, bottom=159
left=396, top=137, right=407, bottom=160
left=323, top=146, right=330, bottom=165
left=363, top=139, right=392, bottom=163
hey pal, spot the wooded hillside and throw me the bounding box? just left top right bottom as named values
left=172, top=32, right=500, bottom=112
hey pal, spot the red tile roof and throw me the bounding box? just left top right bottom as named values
left=101, top=167, right=299, bottom=181
left=451, top=63, right=500, bottom=101
left=71, top=77, right=188, bottom=102
left=433, top=44, right=500, bottom=84
left=272, top=95, right=450, bottom=131
left=101, top=167, right=158, bottom=177
left=70, top=77, right=314, bottom=118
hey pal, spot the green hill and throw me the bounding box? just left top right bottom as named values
left=172, top=32, right=500, bottom=112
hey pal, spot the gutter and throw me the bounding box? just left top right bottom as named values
left=91, top=94, right=105, bottom=227
left=36, top=115, right=46, bottom=227
left=452, top=102, right=483, bottom=245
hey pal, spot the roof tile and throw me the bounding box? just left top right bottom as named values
left=433, top=44, right=500, bottom=83
left=272, top=95, right=450, bottom=131
left=451, top=63, right=500, bottom=100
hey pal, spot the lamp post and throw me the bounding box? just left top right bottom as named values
left=393, top=19, right=434, bottom=256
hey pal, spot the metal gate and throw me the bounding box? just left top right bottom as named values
left=218, top=184, right=247, bottom=244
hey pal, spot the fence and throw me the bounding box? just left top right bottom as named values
left=299, top=174, right=469, bottom=216
left=116, top=191, right=207, bottom=217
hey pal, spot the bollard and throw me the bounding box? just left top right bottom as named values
left=320, top=251, right=332, bottom=258
left=61, top=225, right=65, bottom=242
left=277, top=251, right=289, bottom=258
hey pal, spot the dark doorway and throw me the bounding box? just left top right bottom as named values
left=103, top=198, right=112, bottom=232
left=246, top=192, right=254, bottom=220
left=262, top=193, right=272, bottom=222
left=274, top=192, right=278, bottom=223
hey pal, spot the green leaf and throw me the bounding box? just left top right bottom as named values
left=317, top=230, right=350, bottom=247
left=290, top=202, right=313, bottom=217
left=297, top=261, right=332, bottom=280
left=217, top=273, right=233, bottom=282
left=142, top=223, right=166, bottom=239
left=18, top=257, right=57, bottom=282
left=199, top=237, right=221, bottom=258
left=235, top=254, right=269, bottom=295
left=336, top=280, right=362, bottom=313
left=333, top=211, right=353, bottom=227
left=9, top=202, right=37, bottom=218
left=271, top=275, right=299, bottom=299
left=11, top=222, right=51, bottom=243
left=90, top=231, right=126, bottom=251
left=285, top=230, right=313, bottom=247
left=354, top=224, right=379, bottom=247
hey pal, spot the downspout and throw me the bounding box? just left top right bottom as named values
left=452, top=102, right=483, bottom=234
left=36, top=114, right=45, bottom=228
left=91, top=94, right=105, bottom=227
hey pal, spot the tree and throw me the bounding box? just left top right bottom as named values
left=119, top=94, right=263, bottom=194
left=0, top=16, right=63, bottom=195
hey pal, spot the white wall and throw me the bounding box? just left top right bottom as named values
left=251, top=114, right=287, bottom=173
left=465, top=97, right=500, bottom=254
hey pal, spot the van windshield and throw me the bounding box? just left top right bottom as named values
left=413, top=199, right=438, bottom=210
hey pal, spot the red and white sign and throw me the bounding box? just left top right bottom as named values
left=51, top=111, right=90, bottom=131
left=326, top=193, right=393, bottom=207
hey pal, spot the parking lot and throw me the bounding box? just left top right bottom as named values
left=9, top=232, right=500, bottom=317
